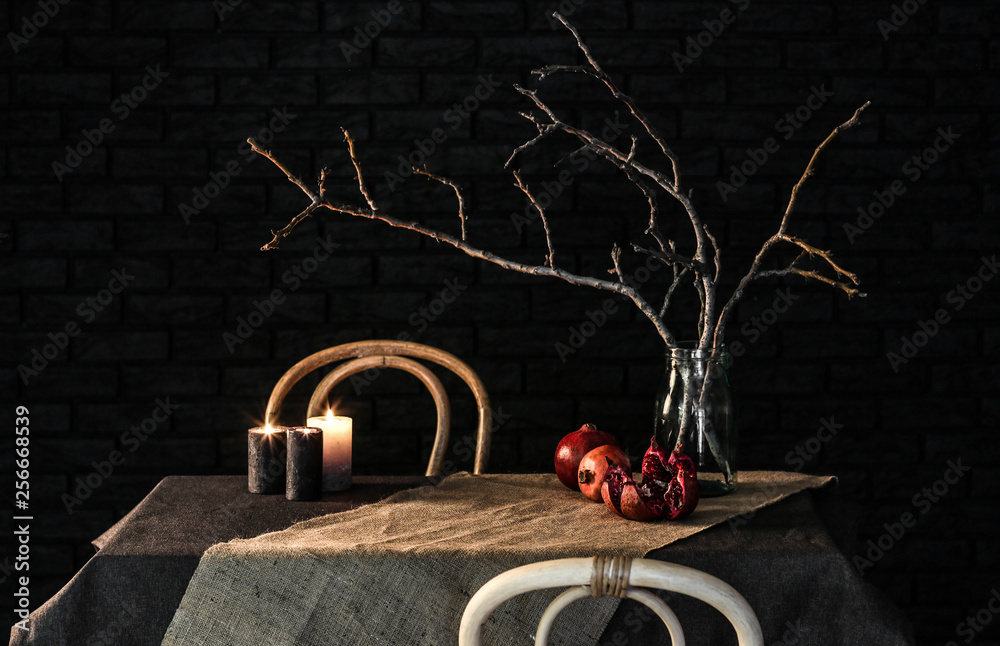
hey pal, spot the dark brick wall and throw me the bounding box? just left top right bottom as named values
left=1, top=0, right=997, bottom=642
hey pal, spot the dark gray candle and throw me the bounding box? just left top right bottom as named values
left=286, top=426, right=323, bottom=501
left=248, top=425, right=288, bottom=494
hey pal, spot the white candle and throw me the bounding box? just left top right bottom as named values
left=306, top=410, right=352, bottom=491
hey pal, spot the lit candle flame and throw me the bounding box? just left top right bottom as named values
left=264, top=424, right=275, bottom=433
left=326, top=409, right=334, bottom=422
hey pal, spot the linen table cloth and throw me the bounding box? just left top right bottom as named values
left=161, top=471, right=835, bottom=646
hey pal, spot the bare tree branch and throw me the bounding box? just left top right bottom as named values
left=712, top=102, right=870, bottom=348
left=660, top=241, right=690, bottom=320
left=755, top=267, right=866, bottom=297
left=253, top=16, right=866, bottom=359
left=261, top=203, right=321, bottom=252
left=413, top=166, right=468, bottom=240
left=545, top=12, right=682, bottom=192
left=512, top=170, right=555, bottom=267
left=341, top=127, right=378, bottom=213
left=248, top=137, right=319, bottom=202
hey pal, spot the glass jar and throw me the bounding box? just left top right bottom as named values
left=653, top=345, right=736, bottom=496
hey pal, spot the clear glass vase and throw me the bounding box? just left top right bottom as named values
left=653, top=345, right=737, bottom=496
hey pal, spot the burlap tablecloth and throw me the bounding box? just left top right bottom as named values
left=161, top=471, right=833, bottom=646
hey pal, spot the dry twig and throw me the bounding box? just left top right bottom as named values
left=251, top=14, right=868, bottom=354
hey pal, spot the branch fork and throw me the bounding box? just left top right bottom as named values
left=250, top=15, right=869, bottom=353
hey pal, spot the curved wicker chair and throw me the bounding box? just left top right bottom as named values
left=265, top=340, right=492, bottom=476
left=459, top=556, right=764, bottom=646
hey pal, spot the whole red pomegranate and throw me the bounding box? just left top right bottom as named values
left=554, top=423, right=619, bottom=490
left=578, top=444, right=630, bottom=501
left=601, top=438, right=700, bottom=521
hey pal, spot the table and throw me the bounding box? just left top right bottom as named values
left=10, top=475, right=915, bottom=645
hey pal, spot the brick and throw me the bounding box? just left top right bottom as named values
left=69, top=37, right=168, bottom=67
left=322, top=71, right=420, bottom=104
left=425, top=1, right=524, bottom=30
left=114, top=147, right=208, bottom=179
left=634, top=1, right=741, bottom=31
left=24, top=0, right=113, bottom=31
left=220, top=74, right=318, bottom=106
left=528, top=1, right=627, bottom=30
left=788, top=39, right=883, bottom=69
left=137, top=72, right=214, bottom=106
left=222, top=366, right=288, bottom=397
left=634, top=73, right=726, bottom=104
left=10, top=146, right=107, bottom=179
left=831, top=76, right=929, bottom=109
left=69, top=184, right=163, bottom=215
left=0, top=110, right=60, bottom=141
left=26, top=366, right=119, bottom=397
left=120, top=366, right=218, bottom=397
left=119, top=220, right=217, bottom=252
left=882, top=398, right=977, bottom=430
left=323, top=1, right=422, bottom=31
left=377, top=254, right=474, bottom=286
left=117, top=1, right=215, bottom=30
left=173, top=255, right=270, bottom=289
left=738, top=4, right=833, bottom=32
left=481, top=36, right=576, bottom=68
left=927, top=434, right=998, bottom=465
left=887, top=38, right=984, bottom=71
left=681, top=108, right=778, bottom=142
left=0, top=295, right=20, bottom=324
left=73, top=331, right=169, bottom=361
left=125, top=295, right=224, bottom=326
left=7, top=37, right=63, bottom=67
left=16, top=73, right=112, bottom=104
left=168, top=110, right=271, bottom=143
left=65, top=108, right=164, bottom=141
left=73, top=257, right=168, bottom=290
left=939, top=4, right=1000, bottom=35
left=17, top=220, right=113, bottom=252
left=837, top=4, right=933, bottom=38
left=126, top=439, right=217, bottom=468
left=172, top=35, right=270, bottom=69
left=229, top=292, right=326, bottom=324
left=5, top=258, right=67, bottom=288
left=274, top=36, right=373, bottom=68
left=378, top=37, right=476, bottom=68
left=217, top=1, right=318, bottom=31
left=936, top=77, right=1000, bottom=107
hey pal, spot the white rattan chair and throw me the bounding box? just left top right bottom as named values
left=459, top=556, right=764, bottom=646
